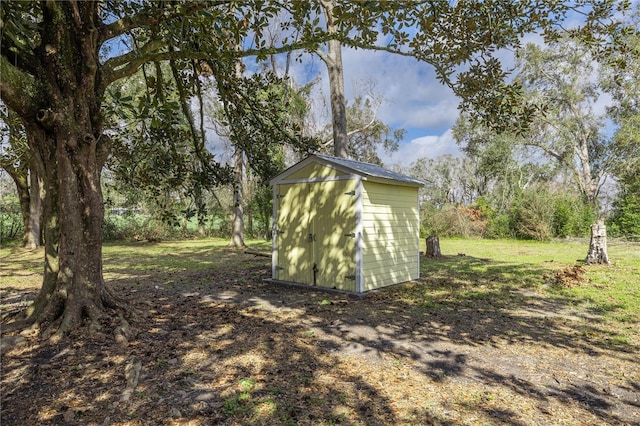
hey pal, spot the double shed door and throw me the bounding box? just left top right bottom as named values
left=276, top=179, right=356, bottom=291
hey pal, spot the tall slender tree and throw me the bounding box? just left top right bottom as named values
left=316, top=0, right=348, bottom=158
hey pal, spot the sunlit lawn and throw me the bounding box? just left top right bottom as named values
left=414, top=238, right=640, bottom=345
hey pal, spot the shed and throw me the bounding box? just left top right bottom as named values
left=267, top=153, right=424, bottom=294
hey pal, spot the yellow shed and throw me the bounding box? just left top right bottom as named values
left=267, top=154, right=423, bottom=294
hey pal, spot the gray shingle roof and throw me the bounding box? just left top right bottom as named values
left=313, top=154, right=424, bottom=186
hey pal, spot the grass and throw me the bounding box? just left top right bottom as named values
left=0, top=238, right=272, bottom=314
left=3, top=237, right=638, bottom=347
left=2, top=237, right=639, bottom=326
left=414, top=238, right=640, bottom=345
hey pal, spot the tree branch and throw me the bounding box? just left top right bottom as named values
left=0, top=56, right=37, bottom=117
left=98, top=2, right=218, bottom=44
left=314, top=48, right=330, bottom=65
left=101, top=39, right=166, bottom=85
left=102, top=35, right=331, bottom=87
left=320, top=103, right=379, bottom=148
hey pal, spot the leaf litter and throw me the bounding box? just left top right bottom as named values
left=1, top=251, right=639, bottom=425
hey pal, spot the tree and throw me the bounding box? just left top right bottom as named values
left=316, top=0, right=348, bottom=158
left=602, top=6, right=640, bottom=237
left=512, top=38, right=618, bottom=207
left=0, top=1, right=309, bottom=338
left=230, top=56, right=247, bottom=249
left=102, top=62, right=228, bottom=240
left=0, top=107, right=43, bottom=248
left=0, top=1, right=628, bottom=339
left=453, top=113, right=560, bottom=211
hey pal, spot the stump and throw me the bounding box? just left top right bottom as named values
left=585, top=222, right=610, bottom=265
left=426, top=235, right=441, bottom=258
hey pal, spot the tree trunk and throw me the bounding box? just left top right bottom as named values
left=229, top=50, right=247, bottom=248
left=319, top=0, right=348, bottom=158
left=229, top=148, right=246, bottom=248
left=21, top=117, right=123, bottom=338
left=4, top=3, right=127, bottom=339
left=327, top=37, right=348, bottom=158
left=25, top=158, right=44, bottom=249
left=196, top=188, right=207, bottom=237
left=6, top=167, right=31, bottom=246
left=426, top=235, right=442, bottom=258
left=585, top=222, right=610, bottom=265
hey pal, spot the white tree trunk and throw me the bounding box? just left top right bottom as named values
left=319, top=0, right=348, bottom=158
left=585, top=222, right=610, bottom=264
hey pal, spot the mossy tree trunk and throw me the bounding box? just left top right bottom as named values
left=3, top=3, right=125, bottom=338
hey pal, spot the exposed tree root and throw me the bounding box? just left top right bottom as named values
left=3, top=285, right=137, bottom=344
left=1, top=316, right=35, bottom=335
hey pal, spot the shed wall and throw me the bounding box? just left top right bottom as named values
left=284, top=162, right=345, bottom=181
left=361, top=181, right=420, bottom=291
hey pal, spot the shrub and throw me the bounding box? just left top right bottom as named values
left=103, top=213, right=175, bottom=242
left=485, top=213, right=512, bottom=239
left=609, top=190, right=640, bottom=240
left=422, top=204, right=487, bottom=238
left=509, top=190, right=554, bottom=241
left=552, top=194, right=594, bottom=238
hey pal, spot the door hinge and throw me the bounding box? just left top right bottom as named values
left=275, top=266, right=284, bottom=271
left=344, top=190, right=356, bottom=196
left=275, top=229, right=284, bottom=235
left=345, top=274, right=356, bottom=280
left=344, top=233, right=355, bottom=238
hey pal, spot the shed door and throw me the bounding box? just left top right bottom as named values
left=276, top=183, right=313, bottom=284
left=276, top=180, right=356, bottom=291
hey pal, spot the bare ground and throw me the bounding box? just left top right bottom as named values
left=1, top=250, right=639, bottom=425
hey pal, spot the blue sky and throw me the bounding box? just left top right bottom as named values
left=288, top=45, right=470, bottom=166
left=281, top=1, right=639, bottom=168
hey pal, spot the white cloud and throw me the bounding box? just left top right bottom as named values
left=381, top=129, right=460, bottom=166
left=285, top=47, right=464, bottom=167
left=339, top=48, right=459, bottom=133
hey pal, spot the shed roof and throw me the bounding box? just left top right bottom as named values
left=271, top=153, right=424, bottom=187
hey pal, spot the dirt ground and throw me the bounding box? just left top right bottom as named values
left=1, top=251, right=639, bottom=425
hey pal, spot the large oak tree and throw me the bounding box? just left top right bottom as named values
left=0, top=0, right=628, bottom=339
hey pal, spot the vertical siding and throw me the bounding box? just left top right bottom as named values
left=275, top=183, right=313, bottom=284
left=311, top=179, right=356, bottom=292
left=361, top=181, right=420, bottom=291
left=285, top=162, right=343, bottom=180
left=274, top=178, right=356, bottom=291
